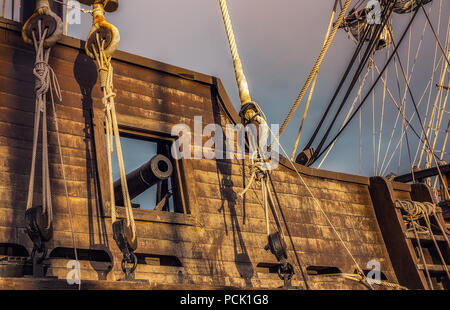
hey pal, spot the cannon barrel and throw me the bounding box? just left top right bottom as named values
left=114, top=154, right=173, bottom=206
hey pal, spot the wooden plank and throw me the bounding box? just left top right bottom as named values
left=394, top=164, right=450, bottom=183
left=368, top=177, right=426, bottom=289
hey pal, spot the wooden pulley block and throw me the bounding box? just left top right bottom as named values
left=86, top=25, right=114, bottom=56
left=22, top=5, right=63, bottom=47
left=85, top=3, right=120, bottom=59
left=78, top=0, right=119, bottom=12
left=112, top=219, right=138, bottom=254
left=295, top=148, right=315, bottom=166
left=25, top=205, right=53, bottom=245
left=265, top=232, right=288, bottom=263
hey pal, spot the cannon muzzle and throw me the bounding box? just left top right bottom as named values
left=114, top=154, right=173, bottom=206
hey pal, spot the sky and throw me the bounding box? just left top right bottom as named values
left=60, top=0, right=450, bottom=177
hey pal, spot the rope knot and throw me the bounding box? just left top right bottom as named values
left=33, top=61, right=51, bottom=96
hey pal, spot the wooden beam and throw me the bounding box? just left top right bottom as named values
left=394, top=164, right=450, bottom=183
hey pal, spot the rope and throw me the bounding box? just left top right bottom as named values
left=312, top=1, right=397, bottom=162
left=414, top=0, right=446, bottom=168
left=266, top=125, right=374, bottom=289
left=417, top=49, right=450, bottom=169
left=421, top=5, right=450, bottom=69
left=26, top=25, right=53, bottom=228
left=278, top=0, right=353, bottom=139
left=290, top=1, right=338, bottom=160
left=397, top=200, right=450, bottom=285
left=313, top=5, right=422, bottom=163
left=317, top=64, right=371, bottom=168
left=315, top=272, right=408, bottom=290
left=88, top=4, right=136, bottom=242
left=387, top=23, right=450, bottom=199
left=217, top=0, right=251, bottom=106
left=240, top=135, right=310, bottom=288
left=24, top=7, right=80, bottom=289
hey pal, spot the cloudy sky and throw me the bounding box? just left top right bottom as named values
left=65, top=0, right=449, bottom=177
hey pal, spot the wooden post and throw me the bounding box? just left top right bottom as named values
left=440, top=173, right=450, bottom=200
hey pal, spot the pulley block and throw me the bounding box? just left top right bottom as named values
left=265, top=232, right=288, bottom=263
left=113, top=219, right=138, bottom=280
left=22, top=9, right=63, bottom=47
left=239, top=101, right=263, bottom=125
left=25, top=205, right=53, bottom=246
left=86, top=25, right=114, bottom=57
left=295, top=148, right=315, bottom=166
left=24, top=205, right=53, bottom=277
left=112, top=218, right=137, bottom=254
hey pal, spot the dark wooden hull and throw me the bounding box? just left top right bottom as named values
left=0, top=17, right=445, bottom=290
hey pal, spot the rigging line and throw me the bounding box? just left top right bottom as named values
left=218, top=0, right=250, bottom=105
left=371, top=59, right=442, bottom=175
left=266, top=174, right=311, bottom=289
left=351, top=0, right=366, bottom=11
left=311, top=2, right=397, bottom=161
left=303, top=3, right=384, bottom=151
left=428, top=82, right=449, bottom=167
left=380, top=80, right=432, bottom=175
left=317, top=64, right=371, bottom=168
left=415, top=0, right=446, bottom=166
left=29, top=20, right=80, bottom=289
left=277, top=0, right=353, bottom=140
left=379, top=55, right=408, bottom=174
left=372, top=64, right=376, bottom=175
left=290, top=0, right=338, bottom=160
left=48, top=68, right=81, bottom=291
left=265, top=126, right=373, bottom=289
left=417, top=46, right=449, bottom=168
left=430, top=84, right=449, bottom=164
left=376, top=49, right=390, bottom=175
left=395, top=26, right=414, bottom=175
left=403, top=106, right=416, bottom=183
left=421, top=5, right=450, bottom=69
left=52, top=0, right=93, bottom=14
left=314, top=6, right=421, bottom=163
left=393, top=54, right=405, bottom=175
left=250, top=141, right=311, bottom=289
left=424, top=26, right=450, bottom=169
left=381, top=8, right=432, bottom=172
left=245, top=142, right=311, bottom=288
left=388, top=26, right=450, bottom=199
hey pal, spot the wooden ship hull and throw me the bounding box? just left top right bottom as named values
left=0, top=4, right=448, bottom=290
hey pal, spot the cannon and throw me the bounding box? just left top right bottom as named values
left=113, top=154, right=173, bottom=207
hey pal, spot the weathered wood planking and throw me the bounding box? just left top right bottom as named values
left=0, top=17, right=403, bottom=289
